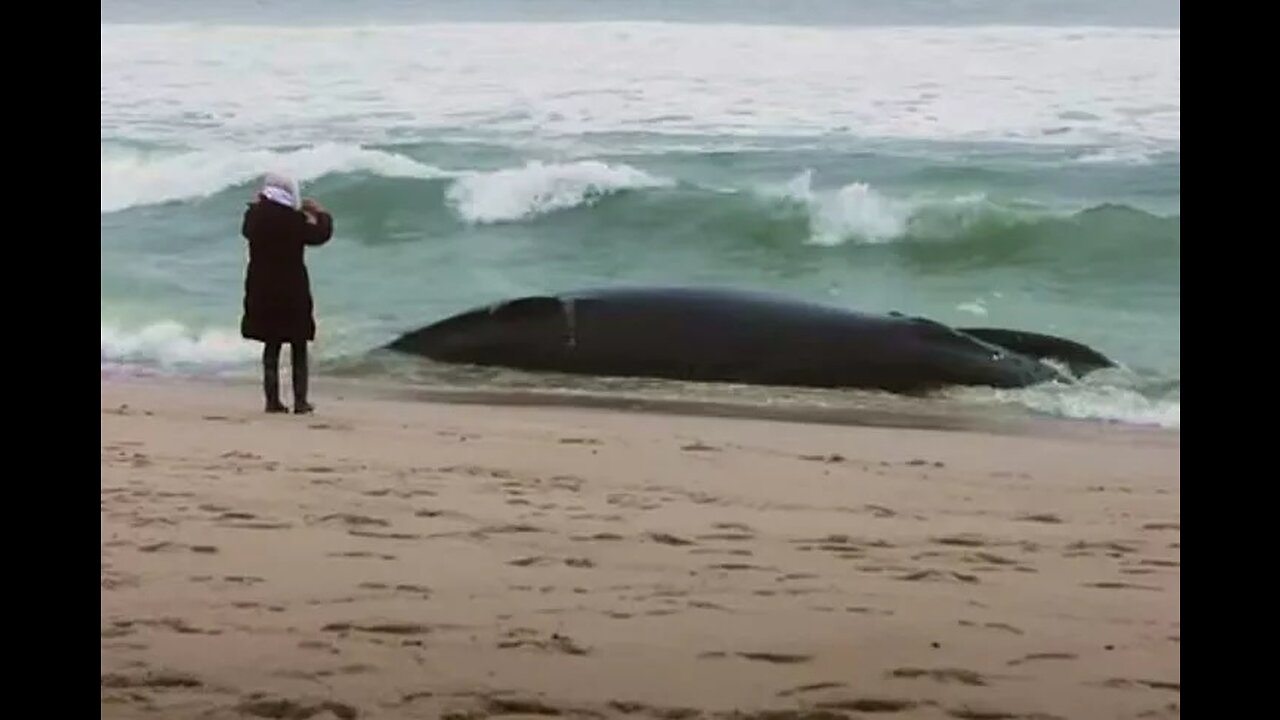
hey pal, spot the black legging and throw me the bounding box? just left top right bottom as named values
left=262, top=341, right=308, bottom=407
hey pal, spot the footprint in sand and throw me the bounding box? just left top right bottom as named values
left=776, top=681, right=847, bottom=697
left=974, top=622, right=1024, bottom=636
left=307, top=421, right=353, bottom=431
left=314, top=664, right=378, bottom=677
left=947, top=706, right=1036, bottom=719
left=605, top=701, right=701, bottom=718
left=321, top=621, right=432, bottom=636
left=816, top=698, right=920, bottom=713
left=1098, top=678, right=1180, bottom=692
left=472, top=523, right=546, bottom=538
left=475, top=697, right=575, bottom=717
left=897, top=569, right=980, bottom=584
left=1064, top=540, right=1139, bottom=557
left=700, top=651, right=812, bottom=664
left=890, top=667, right=988, bottom=686
left=736, top=651, right=813, bottom=664
left=236, top=697, right=357, bottom=720
left=297, top=640, right=340, bottom=654
left=932, top=534, right=991, bottom=548
left=137, top=542, right=219, bottom=555
left=698, top=531, right=756, bottom=542
left=951, top=551, right=1018, bottom=569
left=1016, top=513, right=1064, bottom=524
left=312, top=513, right=390, bottom=528
left=327, top=551, right=397, bottom=561
left=101, top=671, right=202, bottom=689
left=794, top=534, right=894, bottom=551
left=101, top=624, right=136, bottom=639
left=648, top=532, right=697, bottom=546
left=845, top=606, right=894, bottom=616
left=112, top=618, right=221, bottom=635
left=799, top=453, right=847, bottom=464
left=570, top=532, right=625, bottom=542
left=440, top=464, right=517, bottom=480
left=607, top=493, right=663, bottom=511
left=498, top=628, right=590, bottom=655
left=356, top=582, right=432, bottom=598
left=348, top=529, right=421, bottom=540
left=508, top=555, right=595, bottom=568
left=706, top=562, right=771, bottom=572
left=1007, top=652, right=1077, bottom=667
left=223, top=520, right=294, bottom=530
left=1083, top=581, right=1162, bottom=591
left=550, top=474, right=586, bottom=492
left=223, top=576, right=266, bottom=586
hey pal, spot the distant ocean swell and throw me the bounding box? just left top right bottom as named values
left=101, top=143, right=1178, bottom=254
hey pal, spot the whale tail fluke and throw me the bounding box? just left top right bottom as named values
left=958, top=327, right=1116, bottom=378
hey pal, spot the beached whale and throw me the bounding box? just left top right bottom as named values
left=384, top=286, right=1115, bottom=394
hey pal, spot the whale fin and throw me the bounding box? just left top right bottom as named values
left=958, top=327, right=1115, bottom=378
left=486, top=295, right=563, bottom=319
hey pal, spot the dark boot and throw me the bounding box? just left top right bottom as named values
left=263, top=342, right=288, bottom=413
left=291, top=342, right=314, bottom=414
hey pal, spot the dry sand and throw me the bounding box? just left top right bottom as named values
left=101, top=378, right=1179, bottom=720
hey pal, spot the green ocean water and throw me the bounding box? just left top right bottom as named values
left=101, top=5, right=1179, bottom=427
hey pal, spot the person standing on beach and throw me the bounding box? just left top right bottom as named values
left=240, top=172, right=334, bottom=414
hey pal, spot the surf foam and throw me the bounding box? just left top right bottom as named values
left=101, top=322, right=259, bottom=368
left=102, top=23, right=1179, bottom=152
left=445, top=160, right=673, bottom=224
left=951, top=379, right=1180, bottom=429
left=101, top=142, right=449, bottom=213
left=770, top=170, right=1019, bottom=246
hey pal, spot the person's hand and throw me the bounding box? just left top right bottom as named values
left=302, top=197, right=325, bottom=213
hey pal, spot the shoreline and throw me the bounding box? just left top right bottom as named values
left=101, top=375, right=1179, bottom=719
left=103, top=366, right=1180, bottom=440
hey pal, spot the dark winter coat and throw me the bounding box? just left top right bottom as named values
left=239, top=198, right=334, bottom=343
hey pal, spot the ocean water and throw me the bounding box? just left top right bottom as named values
left=100, top=1, right=1180, bottom=428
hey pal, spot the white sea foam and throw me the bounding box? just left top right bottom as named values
left=101, top=142, right=449, bottom=212
left=949, top=377, right=1180, bottom=429
left=993, top=384, right=1178, bottom=428
left=101, top=322, right=258, bottom=367
left=101, top=23, right=1179, bottom=152
left=770, top=170, right=1013, bottom=245
left=445, top=160, right=673, bottom=223
left=956, top=301, right=989, bottom=316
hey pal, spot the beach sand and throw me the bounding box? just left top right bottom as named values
left=101, top=378, right=1179, bottom=720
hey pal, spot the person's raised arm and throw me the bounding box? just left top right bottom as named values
left=301, top=198, right=334, bottom=247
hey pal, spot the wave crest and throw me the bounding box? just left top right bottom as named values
left=101, top=142, right=449, bottom=213
left=766, top=170, right=1037, bottom=246
left=101, top=322, right=258, bottom=367
left=445, top=160, right=674, bottom=224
